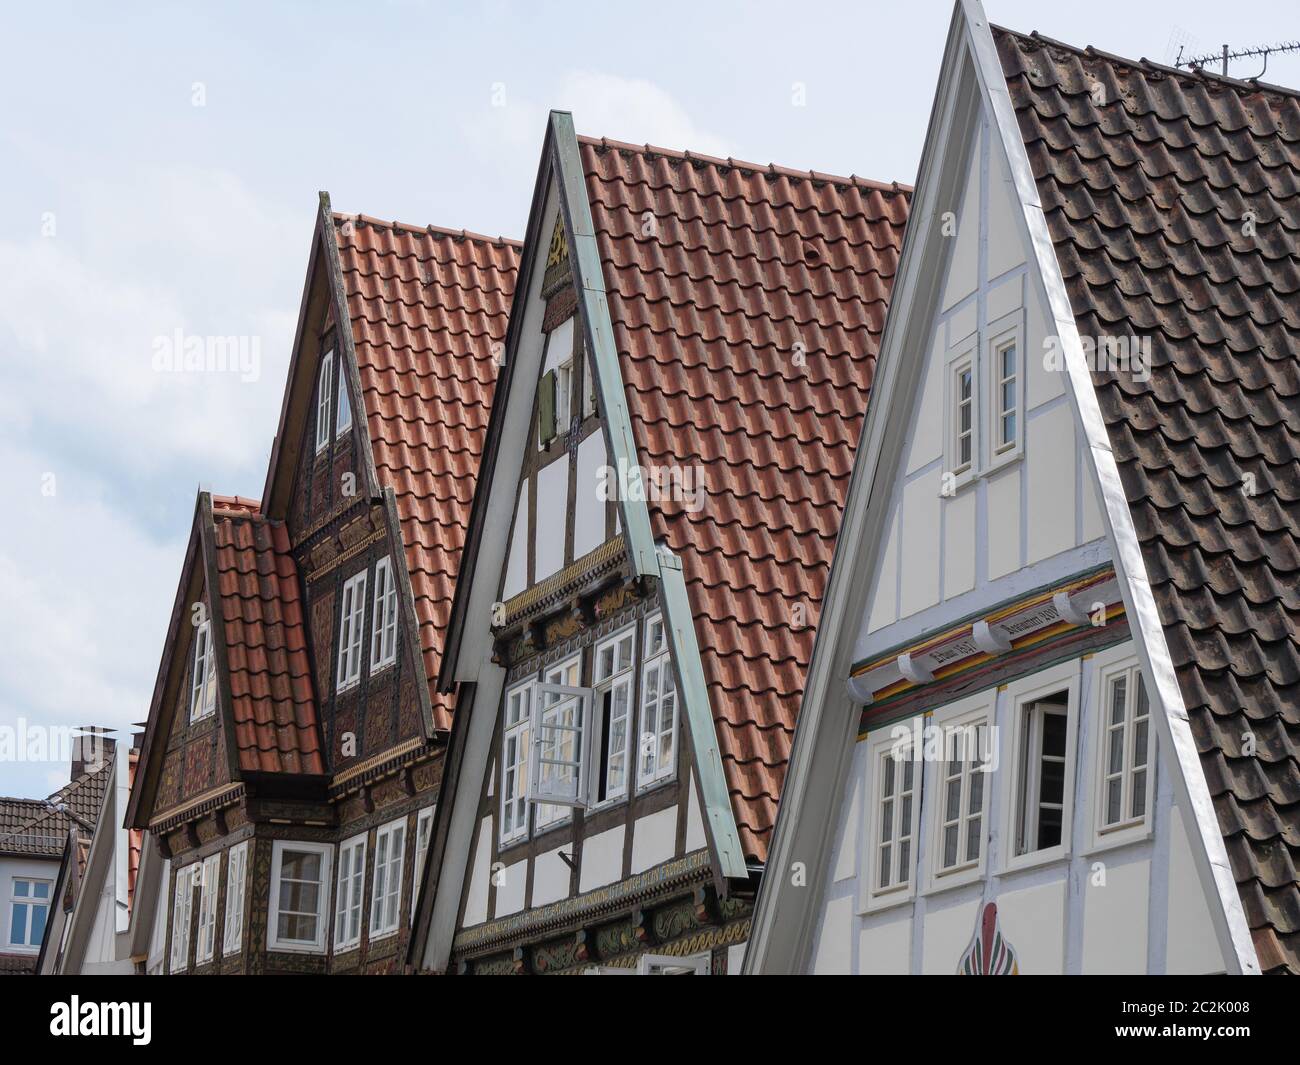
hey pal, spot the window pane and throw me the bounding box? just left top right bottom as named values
left=898, top=839, right=910, bottom=880
left=1131, top=769, right=1147, bottom=819
left=943, top=825, right=958, bottom=867
left=1133, top=719, right=1149, bottom=769
left=880, top=798, right=894, bottom=843
left=1106, top=777, right=1122, bottom=824
left=964, top=814, right=981, bottom=863
left=878, top=844, right=892, bottom=888
left=944, top=774, right=961, bottom=820
left=10, top=905, right=25, bottom=944
left=968, top=767, right=984, bottom=813
left=1110, top=676, right=1127, bottom=725
left=281, top=851, right=321, bottom=882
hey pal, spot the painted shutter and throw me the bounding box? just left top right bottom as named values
left=538, top=369, right=557, bottom=445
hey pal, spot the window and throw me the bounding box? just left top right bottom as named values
left=638, top=615, right=678, bottom=789
left=994, top=340, right=1017, bottom=452
left=555, top=359, right=572, bottom=433
left=531, top=656, right=585, bottom=828
left=169, top=866, right=195, bottom=972
left=370, top=556, right=399, bottom=671
left=1014, top=694, right=1068, bottom=854
left=370, top=818, right=406, bottom=939
left=592, top=628, right=634, bottom=806
left=336, top=359, right=352, bottom=436
left=268, top=841, right=332, bottom=953
left=500, top=681, right=533, bottom=845
left=222, top=842, right=248, bottom=956
left=952, top=359, right=974, bottom=474
left=937, top=726, right=987, bottom=874
left=638, top=952, right=710, bottom=974
left=189, top=619, right=217, bottom=722
left=8, top=878, right=50, bottom=949
left=583, top=351, right=597, bottom=418
left=336, top=570, right=367, bottom=691
left=334, top=833, right=366, bottom=952
left=195, top=853, right=220, bottom=965
left=875, top=745, right=917, bottom=893
left=924, top=695, right=994, bottom=891
left=316, top=351, right=333, bottom=453
left=414, top=806, right=435, bottom=881
left=1100, top=665, right=1153, bottom=832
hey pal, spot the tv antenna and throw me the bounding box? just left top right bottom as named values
left=1175, top=41, right=1300, bottom=79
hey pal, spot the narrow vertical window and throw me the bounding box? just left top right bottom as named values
left=334, top=834, right=366, bottom=952
left=336, top=356, right=352, bottom=436
left=593, top=628, right=635, bottom=805
left=222, top=842, right=248, bottom=956
left=533, top=656, right=583, bottom=827
left=369, top=557, right=398, bottom=670
left=937, top=723, right=987, bottom=873
left=189, top=619, right=216, bottom=722
left=996, top=341, right=1017, bottom=450
left=336, top=570, right=367, bottom=691
left=1101, top=667, right=1153, bottom=830
left=414, top=806, right=435, bottom=881
left=315, top=352, right=333, bottom=453
left=195, top=853, right=220, bottom=965
left=637, top=615, right=678, bottom=789
left=369, top=819, right=406, bottom=938
left=876, top=747, right=916, bottom=892
left=954, top=362, right=974, bottom=472
left=500, top=683, right=532, bottom=845
left=1013, top=692, right=1069, bottom=855
left=170, top=866, right=194, bottom=973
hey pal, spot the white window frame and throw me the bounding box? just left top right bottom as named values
left=189, top=619, right=217, bottom=722
left=7, top=877, right=52, bottom=951
left=985, top=310, right=1024, bottom=471
left=267, top=840, right=333, bottom=954
left=336, top=570, right=367, bottom=692
left=222, top=841, right=248, bottom=957
left=315, top=351, right=333, bottom=453
left=637, top=952, right=710, bottom=974
left=999, top=660, right=1080, bottom=874
left=335, top=353, right=352, bottom=436
left=414, top=806, right=435, bottom=882
left=530, top=654, right=587, bottom=828
left=193, top=853, right=220, bottom=965
left=637, top=615, right=679, bottom=791
left=169, top=865, right=195, bottom=972
left=590, top=626, right=636, bottom=808
left=369, top=556, right=398, bottom=672
left=556, top=358, right=573, bottom=434
left=369, top=817, right=406, bottom=940
left=1087, top=644, right=1157, bottom=853
left=333, top=832, right=366, bottom=952
left=859, top=720, right=923, bottom=913
left=499, top=679, right=534, bottom=847
left=943, top=337, right=977, bottom=490
left=924, top=691, right=995, bottom=894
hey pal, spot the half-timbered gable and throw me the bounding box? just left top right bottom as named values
left=413, top=112, right=909, bottom=974
left=748, top=0, right=1298, bottom=977
left=128, top=198, right=520, bottom=974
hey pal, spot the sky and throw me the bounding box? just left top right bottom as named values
left=0, top=0, right=1296, bottom=799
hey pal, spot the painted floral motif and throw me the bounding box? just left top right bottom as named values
left=958, top=901, right=1019, bottom=975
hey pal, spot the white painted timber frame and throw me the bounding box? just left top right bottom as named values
left=744, top=0, right=1257, bottom=974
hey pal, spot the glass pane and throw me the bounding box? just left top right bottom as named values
left=1038, top=807, right=1062, bottom=850
left=880, top=798, right=894, bottom=842
left=881, top=757, right=895, bottom=798
left=14, top=881, right=29, bottom=898
left=900, top=794, right=912, bottom=831
left=1002, top=411, right=1015, bottom=445
left=279, top=912, right=316, bottom=941
left=30, top=904, right=47, bottom=944
left=902, top=757, right=913, bottom=792
left=1131, top=770, right=1147, bottom=819
left=965, top=815, right=981, bottom=862
left=10, top=905, right=25, bottom=944
left=1133, top=719, right=1149, bottom=769
left=898, top=839, right=910, bottom=881
left=1110, top=676, right=1127, bottom=725
left=968, top=768, right=984, bottom=813
left=1106, top=776, right=1122, bottom=824
left=943, top=825, right=958, bottom=867
left=878, top=844, right=892, bottom=888
left=281, top=851, right=321, bottom=882
left=945, top=774, right=961, bottom=820
left=1107, top=728, right=1124, bottom=774
left=280, top=880, right=319, bottom=915
left=1001, top=344, right=1015, bottom=380
left=1136, top=677, right=1149, bottom=717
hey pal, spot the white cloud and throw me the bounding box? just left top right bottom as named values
left=553, top=71, right=731, bottom=157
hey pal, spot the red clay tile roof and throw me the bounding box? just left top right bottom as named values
left=580, top=137, right=910, bottom=862
left=332, top=216, right=521, bottom=731
left=211, top=495, right=324, bottom=774
left=996, top=27, right=1300, bottom=974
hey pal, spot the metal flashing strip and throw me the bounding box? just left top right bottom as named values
left=962, top=0, right=1259, bottom=975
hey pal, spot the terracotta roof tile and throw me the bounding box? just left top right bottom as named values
left=211, top=497, right=324, bottom=775
left=332, top=215, right=521, bottom=731
left=996, top=26, right=1300, bottom=973
left=580, top=137, right=910, bottom=862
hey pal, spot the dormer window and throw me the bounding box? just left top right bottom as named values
left=315, top=351, right=333, bottom=453
left=190, top=620, right=217, bottom=722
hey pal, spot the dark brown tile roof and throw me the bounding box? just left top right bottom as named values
left=211, top=495, right=325, bottom=775
left=995, top=27, right=1300, bottom=973
left=580, top=137, right=910, bottom=862
left=332, top=216, right=521, bottom=731
left=127, top=752, right=142, bottom=914
left=0, top=761, right=112, bottom=857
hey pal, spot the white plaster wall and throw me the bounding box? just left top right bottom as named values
left=573, top=431, right=606, bottom=560
left=685, top=779, right=707, bottom=853
left=531, top=846, right=571, bottom=908
left=859, top=913, right=912, bottom=974
left=578, top=825, right=624, bottom=892
left=630, top=806, right=677, bottom=874
left=1166, top=804, right=1227, bottom=974
left=534, top=459, right=567, bottom=581
left=810, top=894, right=854, bottom=974
left=147, top=858, right=170, bottom=974
left=494, top=858, right=526, bottom=918
left=922, top=897, right=980, bottom=974
left=462, top=817, right=493, bottom=927
left=996, top=879, right=1066, bottom=973
left=1082, top=857, right=1150, bottom=974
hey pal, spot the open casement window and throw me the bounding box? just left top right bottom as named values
left=334, top=833, right=365, bottom=952
left=529, top=657, right=593, bottom=821
left=1099, top=664, right=1154, bottom=835
left=591, top=627, right=635, bottom=806
left=414, top=806, right=435, bottom=881
left=370, top=818, right=406, bottom=939
left=336, top=570, right=367, bottom=691
left=369, top=556, right=398, bottom=671
left=169, top=865, right=195, bottom=973
left=935, top=722, right=989, bottom=879
left=222, top=842, right=248, bottom=956
left=189, top=619, right=217, bottom=722
left=335, top=354, right=352, bottom=437
left=1013, top=693, right=1069, bottom=857
left=315, top=351, right=333, bottom=453
left=194, top=853, right=220, bottom=965
left=268, top=841, right=332, bottom=953
left=637, top=614, right=679, bottom=790
left=8, top=878, right=51, bottom=949
left=499, top=682, right=533, bottom=845
left=637, top=952, right=710, bottom=975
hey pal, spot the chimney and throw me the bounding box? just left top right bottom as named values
left=71, top=726, right=116, bottom=780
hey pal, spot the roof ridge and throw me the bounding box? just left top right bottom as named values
left=576, top=134, right=913, bottom=195
left=992, top=23, right=1300, bottom=102
left=332, top=211, right=523, bottom=249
